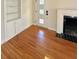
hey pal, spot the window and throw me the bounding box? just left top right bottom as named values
left=40, top=9, right=44, bottom=15
left=40, top=0, right=44, bottom=4
left=39, top=0, right=44, bottom=24
left=39, top=19, right=44, bottom=24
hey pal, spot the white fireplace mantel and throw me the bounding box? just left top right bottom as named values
left=57, top=9, right=77, bottom=34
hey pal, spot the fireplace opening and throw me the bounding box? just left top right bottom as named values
left=63, top=15, right=77, bottom=43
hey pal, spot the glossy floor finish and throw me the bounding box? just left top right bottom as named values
left=1, top=25, right=77, bottom=59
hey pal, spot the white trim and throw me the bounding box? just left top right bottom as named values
left=33, top=24, right=56, bottom=32
left=33, top=23, right=37, bottom=25
left=48, top=27, right=56, bottom=32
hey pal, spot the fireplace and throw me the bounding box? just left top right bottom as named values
left=56, top=9, right=77, bottom=43
left=63, top=15, right=77, bottom=43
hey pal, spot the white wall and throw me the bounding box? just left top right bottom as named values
left=56, top=0, right=77, bottom=9
left=45, top=0, right=57, bottom=31
left=46, top=0, right=77, bottom=31
left=22, top=0, right=33, bottom=26
left=33, top=0, right=77, bottom=31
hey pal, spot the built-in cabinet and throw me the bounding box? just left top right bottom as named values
left=1, top=0, right=26, bottom=44
left=6, top=21, right=16, bottom=40
left=15, top=19, right=26, bottom=34
left=1, top=0, right=39, bottom=44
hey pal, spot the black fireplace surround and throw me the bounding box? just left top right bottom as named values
left=57, top=15, right=77, bottom=43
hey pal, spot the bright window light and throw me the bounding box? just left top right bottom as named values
left=40, top=0, right=44, bottom=4
left=39, top=19, right=44, bottom=24
left=40, top=9, right=44, bottom=15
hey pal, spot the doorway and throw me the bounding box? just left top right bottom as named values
left=35, top=0, right=46, bottom=27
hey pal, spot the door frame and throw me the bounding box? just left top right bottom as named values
left=35, top=0, right=46, bottom=27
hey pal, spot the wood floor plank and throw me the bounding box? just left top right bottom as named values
left=1, top=25, right=77, bottom=59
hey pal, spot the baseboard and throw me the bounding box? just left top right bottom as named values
left=33, top=23, right=37, bottom=25
left=33, top=24, right=56, bottom=32
left=47, top=27, right=56, bottom=32
left=23, top=24, right=33, bottom=31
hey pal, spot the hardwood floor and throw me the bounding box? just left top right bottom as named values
left=1, top=25, right=77, bottom=59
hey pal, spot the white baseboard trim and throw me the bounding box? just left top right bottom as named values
left=33, top=24, right=56, bottom=32
left=33, top=23, right=37, bottom=25
left=47, top=27, right=56, bottom=32
left=23, top=24, right=33, bottom=31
